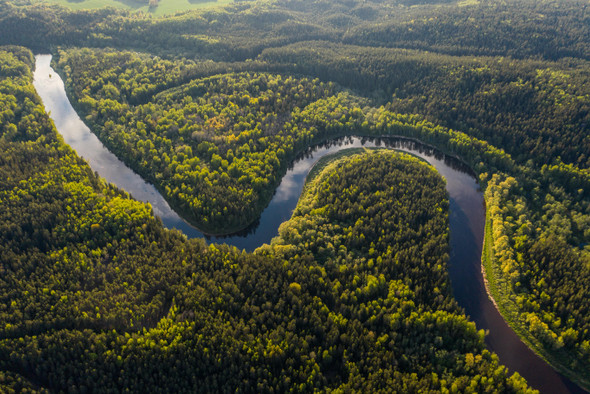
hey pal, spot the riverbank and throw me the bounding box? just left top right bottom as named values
left=482, top=207, right=590, bottom=392
left=33, top=54, right=585, bottom=392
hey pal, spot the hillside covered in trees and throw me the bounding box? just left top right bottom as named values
left=0, top=47, right=535, bottom=392
left=0, top=0, right=589, bottom=390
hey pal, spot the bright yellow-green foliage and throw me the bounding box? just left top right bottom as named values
left=0, top=46, right=185, bottom=334
left=0, top=0, right=589, bottom=388
left=55, top=41, right=590, bottom=388
left=57, top=48, right=348, bottom=232
left=258, top=150, right=534, bottom=392
left=0, top=47, right=533, bottom=392
left=483, top=173, right=590, bottom=388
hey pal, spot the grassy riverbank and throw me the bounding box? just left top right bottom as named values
left=482, top=209, right=590, bottom=392
left=0, top=48, right=534, bottom=390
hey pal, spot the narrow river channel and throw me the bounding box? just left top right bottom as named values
left=33, top=54, right=585, bottom=393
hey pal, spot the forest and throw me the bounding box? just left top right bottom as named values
left=0, top=47, right=534, bottom=391
left=0, top=0, right=589, bottom=391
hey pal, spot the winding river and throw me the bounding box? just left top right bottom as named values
left=33, top=54, right=585, bottom=393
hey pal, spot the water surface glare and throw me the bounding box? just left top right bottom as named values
left=33, top=54, right=585, bottom=393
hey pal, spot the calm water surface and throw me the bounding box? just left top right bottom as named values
left=33, top=54, right=585, bottom=393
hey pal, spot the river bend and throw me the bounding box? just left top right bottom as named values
left=33, top=54, right=584, bottom=393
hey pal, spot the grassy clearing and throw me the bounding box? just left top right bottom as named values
left=38, top=0, right=233, bottom=16
left=457, top=0, right=480, bottom=6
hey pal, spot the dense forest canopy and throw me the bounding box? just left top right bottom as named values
left=0, top=47, right=534, bottom=391
left=0, top=0, right=589, bottom=390
left=1, top=0, right=589, bottom=61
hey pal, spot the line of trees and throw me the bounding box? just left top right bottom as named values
left=0, top=46, right=533, bottom=392
left=0, top=0, right=588, bottom=62
left=54, top=40, right=590, bottom=385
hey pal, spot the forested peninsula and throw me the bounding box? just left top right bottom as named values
left=0, top=0, right=589, bottom=391
left=0, top=48, right=534, bottom=391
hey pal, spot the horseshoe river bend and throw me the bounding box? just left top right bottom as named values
left=33, top=54, right=584, bottom=393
